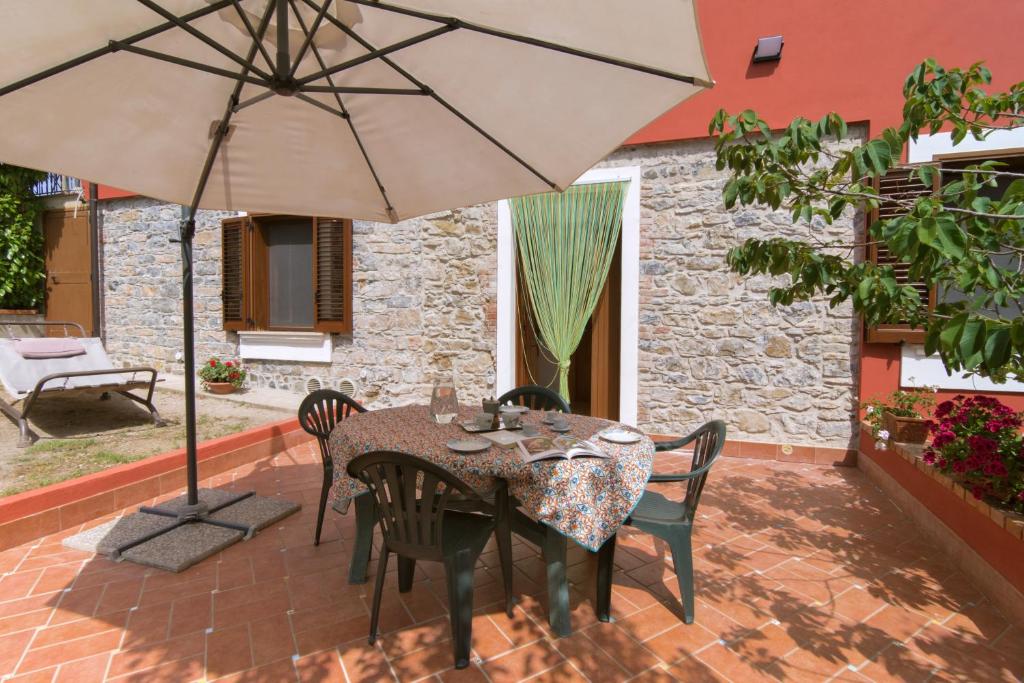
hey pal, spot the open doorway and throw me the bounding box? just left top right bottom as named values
left=515, top=238, right=621, bottom=420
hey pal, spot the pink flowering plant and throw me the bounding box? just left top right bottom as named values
left=923, top=395, right=1024, bottom=512
left=197, top=357, right=247, bottom=388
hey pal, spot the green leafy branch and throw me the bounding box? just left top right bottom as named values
left=710, top=60, right=1024, bottom=382
left=0, top=164, right=47, bottom=309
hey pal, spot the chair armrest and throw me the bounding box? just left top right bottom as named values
left=647, top=457, right=718, bottom=483
left=651, top=429, right=702, bottom=453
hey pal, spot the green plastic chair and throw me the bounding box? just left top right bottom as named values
left=596, top=420, right=726, bottom=624
left=497, top=384, right=571, bottom=413
left=347, top=450, right=514, bottom=669
left=297, top=389, right=367, bottom=549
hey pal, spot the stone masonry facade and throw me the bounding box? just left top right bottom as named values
left=98, top=133, right=864, bottom=448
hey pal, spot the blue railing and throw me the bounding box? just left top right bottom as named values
left=32, top=173, right=81, bottom=197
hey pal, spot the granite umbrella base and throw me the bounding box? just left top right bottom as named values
left=63, top=488, right=300, bottom=572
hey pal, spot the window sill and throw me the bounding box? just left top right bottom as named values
left=237, top=331, right=331, bottom=363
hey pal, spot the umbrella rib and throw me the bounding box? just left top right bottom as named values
left=233, top=90, right=277, bottom=113
left=230, top=0, right=277, bottom=75
left=300, top=85, right=425, bottom=94
left=342, top=0, right=714, bottom=88
left=110, top=41, right=269, bottom=88
left=0, top=0, right=236, bottom=99
left=300, top=0, right=558, bottom=191
left=134, top=0, right=275, bottom=83
left=186, top=0, right=278, bottom=214
left=288, top=0, right=334, bottom=79
left=294, top=24, right=458, bottom=87
left=288, top=0, right=397, bottom=221
left=294, top=92, right=347, bottom=118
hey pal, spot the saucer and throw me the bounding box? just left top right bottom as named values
left=447, top=437, right=491, bottom=453
left=599, top=429, right=641, bottom=444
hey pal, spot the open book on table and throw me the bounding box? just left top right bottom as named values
left=516, top=435, right=610, bottom=464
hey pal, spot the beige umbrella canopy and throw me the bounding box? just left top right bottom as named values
left=0, top=0, right=711, bottom=222
left=0, top=0, right=711, bottom=558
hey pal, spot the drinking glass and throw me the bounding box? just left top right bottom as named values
left=430, top=381, right=459, bottom=424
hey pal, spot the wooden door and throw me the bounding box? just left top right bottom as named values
left=43, top=208, right=93, bottom=336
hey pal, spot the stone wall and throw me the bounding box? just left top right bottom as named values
left=98, top=199, right=498, bottom=409
left=100, top=199, right=236, bottom=371
left=97, top=132, right=863, bottom=448
left=596, top=133, right=864, bottom=448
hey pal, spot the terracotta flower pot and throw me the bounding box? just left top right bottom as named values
left=883, top=411, right=929, bottom=444
left=205, top=382, right=237, bottom=395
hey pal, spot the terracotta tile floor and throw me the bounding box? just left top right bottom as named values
left=0, top=443, right=1021, bottom=682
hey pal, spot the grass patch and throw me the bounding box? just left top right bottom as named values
left=26, top=438, right=98, bottom=454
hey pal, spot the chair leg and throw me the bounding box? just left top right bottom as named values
left=397, top=556, right=416, bottom=593
left=495, top=484, right=516, bottom=617
left=314, top=470, right=331, bottom=546
left=368, top=548, right=390, bottom=645
left=543, top=526, right=571, bottom=637
left=348, top=493, right=375, bottom=584
left=667, top=532, right=695, bottom=624
left=444, top=550, right=475, bottom=669
left=596, top=533, right=616, bottom=623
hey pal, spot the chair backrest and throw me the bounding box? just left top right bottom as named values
left=347, top=450, right=482, bottom=562
left=682, top=420, right=726, bottom=519
left=497, top=384, right=571, bottom=413
left=298, top=389, right=366, bottom=460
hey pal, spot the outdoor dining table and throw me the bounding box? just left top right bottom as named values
left=328, top=404, right=655, bottom=636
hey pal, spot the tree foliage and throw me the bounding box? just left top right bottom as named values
left=710, top=60, right=1024, bottom=382
left=0, top=164, right=46, bottom=309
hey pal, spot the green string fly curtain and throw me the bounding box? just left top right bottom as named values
left=510, top=181, right=628, bottom=402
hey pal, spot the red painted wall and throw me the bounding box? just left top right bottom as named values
left=630, top=0, right=1024, bottom=145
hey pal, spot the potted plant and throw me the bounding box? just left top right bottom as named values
left=198, top=357, right=246, bottom=394
left=923, top=395, right=1024, bottom=512
left=863, top=385, right=937, bottom=445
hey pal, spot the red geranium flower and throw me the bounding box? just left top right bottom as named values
left=225, top=361, right=233, bottom=367
left=210, top=360, right=216, bottom=367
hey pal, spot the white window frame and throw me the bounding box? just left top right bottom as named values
left=496, top=165, right=642, bottom=425
left=902, top=133, right=1024, bottom=393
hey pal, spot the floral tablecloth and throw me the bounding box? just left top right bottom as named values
left=328, top=405, right=654, bottom=551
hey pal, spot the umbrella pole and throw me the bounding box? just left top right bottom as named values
left=105, top=0, right=287, bottom=565
left=179, top=205, right=201, bottom=509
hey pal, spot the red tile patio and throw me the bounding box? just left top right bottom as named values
left=0, top=443, right=1021, bottom=682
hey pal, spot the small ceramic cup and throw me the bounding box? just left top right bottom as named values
left=550, top=415, right=569, bottom=430
left=503, top=413, right=521, bottom=429
left=474, top=412, right=493, bottom=429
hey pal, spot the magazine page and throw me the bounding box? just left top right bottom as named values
left=516, top=436, right=563, bottom=464
left=517, top=436, right=610, bottom=464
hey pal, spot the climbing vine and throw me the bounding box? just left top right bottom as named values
left=0, top=164, right=46, bottom=309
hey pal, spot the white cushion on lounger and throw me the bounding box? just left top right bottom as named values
left=0, top=338, right=143, bottom=397
left=13, top=337, right=86, bottom=359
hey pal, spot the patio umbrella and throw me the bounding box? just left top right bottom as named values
left=0, top=0, right=712, bottom=565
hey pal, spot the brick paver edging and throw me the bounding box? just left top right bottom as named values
left=0, top=417, right=311, bottom=550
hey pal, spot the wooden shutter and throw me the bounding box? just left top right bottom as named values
left=865, top=167, right=936, bottom=344
left=221, top=216, right=250, bottom=331
left=313, top=217, right=352, bottom=334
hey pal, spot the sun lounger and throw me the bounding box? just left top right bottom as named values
left=0, top=321, right=163, bottom=447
